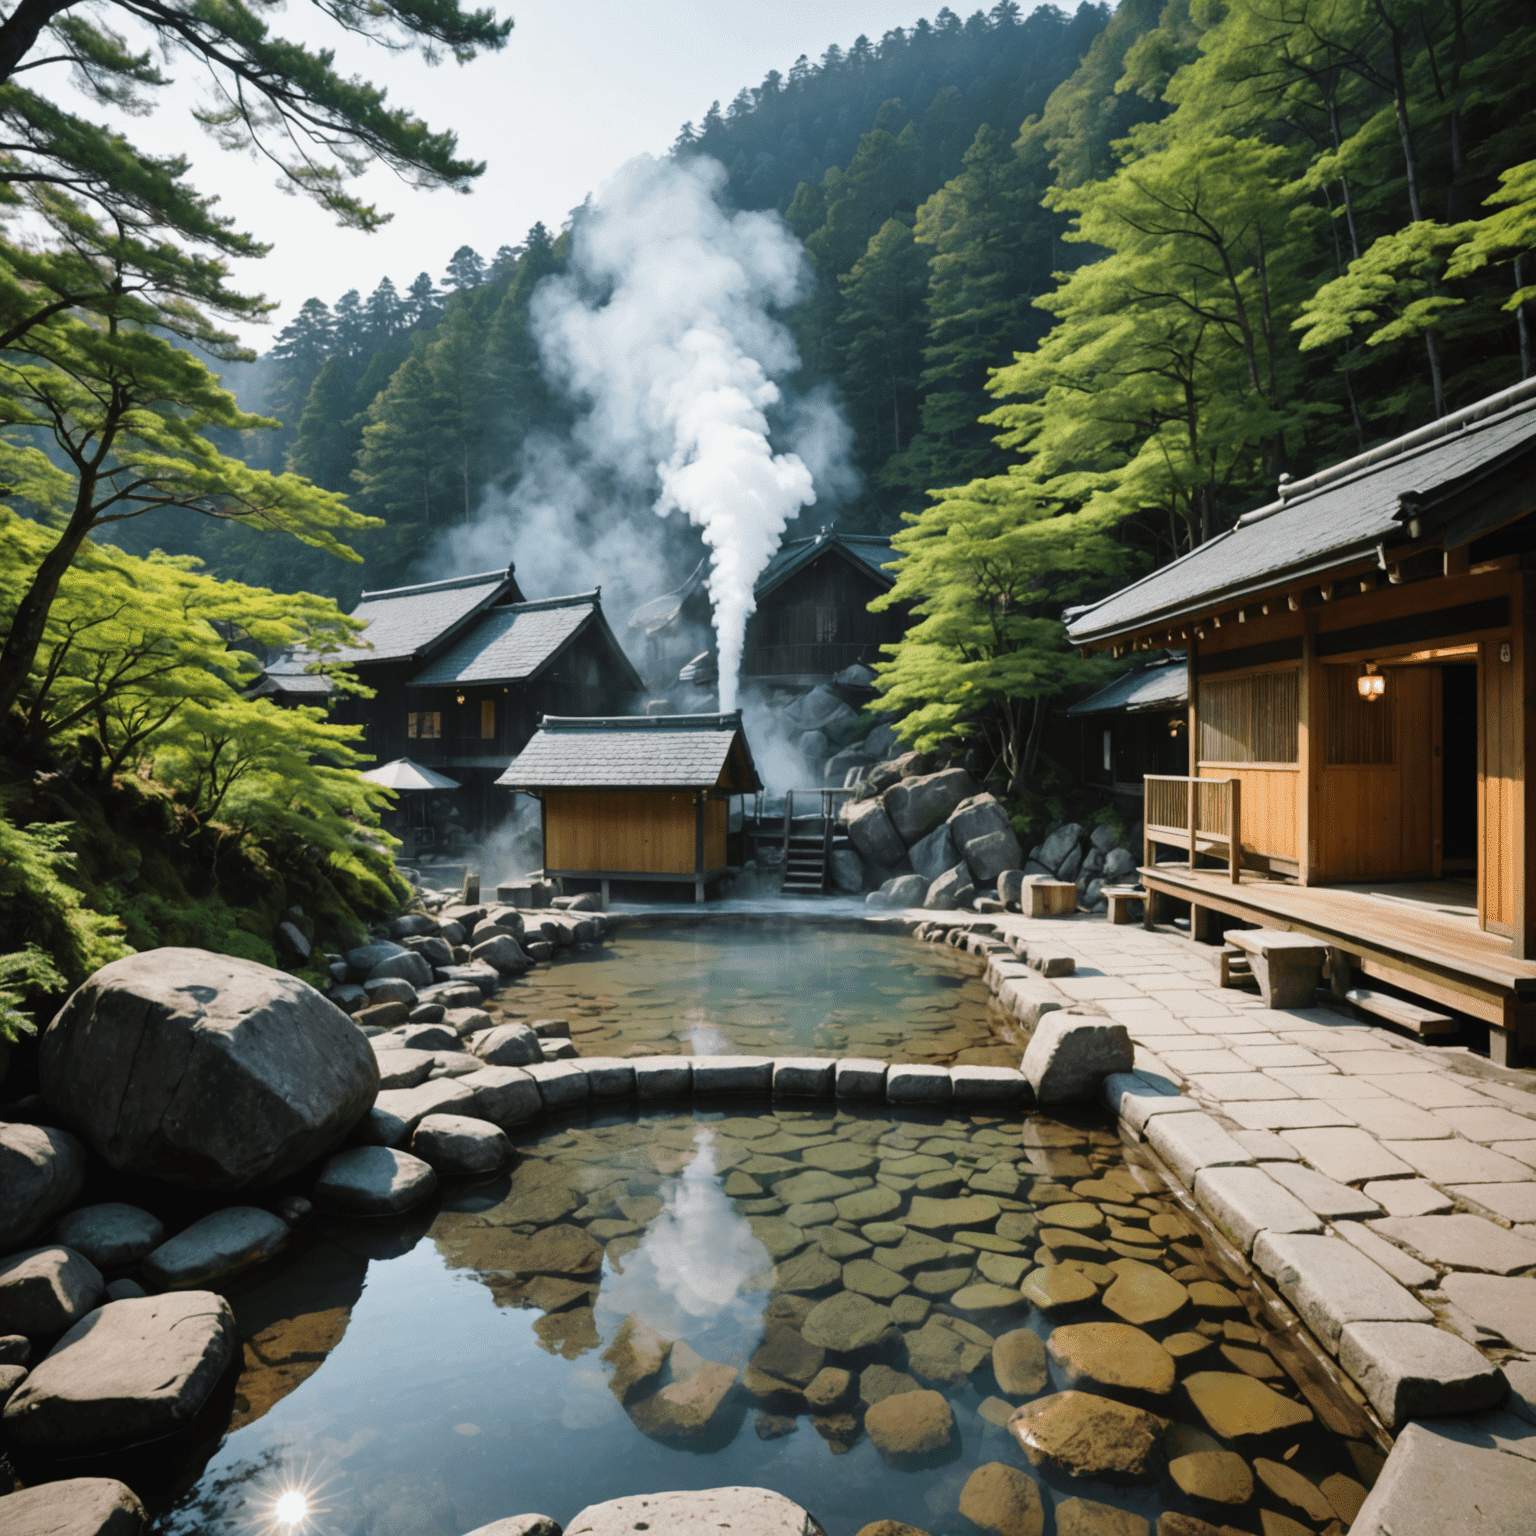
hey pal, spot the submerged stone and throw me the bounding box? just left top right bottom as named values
left=1101, top=1260, right=1189, bottom=1326
left=626, top=1341, right=738, bottom=1440
left=602, top=1314, right=670, bottom=1402
left=1181, top=1371, right=1314, bottom=1440
left=802, top=1291, right=894, bottom=1354
left=1169, top=1450, right=1254, bottom=1504
left=1047, top=1323, right=1176, bottom=1396
left=993, top=1329, right=1049, bottom=1396
left=865, top=1388, right=956, bottom=1463
left=1008, top=1391, right=1168, bottom=1481
left=959, top=1461, right=1045, bottom=1536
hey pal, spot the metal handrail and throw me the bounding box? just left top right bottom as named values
left=1143, top=774, right=1242, bottom=884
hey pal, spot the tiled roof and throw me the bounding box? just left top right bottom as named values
left=1066, top=658, right=1188, bottom=715
left=1067, top=384, right=1536, bottom=645
left=755, top=532, right=896, bottom=601
left=332, top=568, right=519, bottom=664
left=408, top=593, right=602, bottom=687
left=496, top=713, right=761, bottom=791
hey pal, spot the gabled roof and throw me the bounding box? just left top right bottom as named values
left=496, top=712, right=762, bottom=792
left=1067, top=380, right=1536, bottom=646
left=1066, top=657, right=1188, bottom=716
left=248, top=650, right=334, bottom=698
left=332, top=566, right=522, bottom=665
left=754, top=532, right=896, bottom=602
left=406, top=591, right=643, bottom=691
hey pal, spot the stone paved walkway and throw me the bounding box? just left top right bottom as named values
left=973, top=910, right=1536, bottom=1432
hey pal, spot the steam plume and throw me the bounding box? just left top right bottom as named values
left=530, top=154, right=832, bottom=710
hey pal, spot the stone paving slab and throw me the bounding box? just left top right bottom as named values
left=1451, top=1183, right=1536, bottom=1223
left=1433, top=1106, right=1536, bottom=1142
left=1278, top=1127, right=1415, bottom=1182
left=1373, top=1073, right=1497, bottom=1108
left=1226, top=1100, right=1357, bottom=1130
left=1260, top=1161, right=1384, bottom=1219
left=1252, top=1231, right=1433, bottom=1350
left=1367, top=1215, right=1536, bottom=1275
left=1381, top=1138, right=1535, bottom=1184
left=1364, top=1178, right=1455, bottom=1216
left=1185, top=1074, right=1300, bottom=1102
left=1336, top=1097, right=1458, bottom=1139
left=1333, top=1221, right=1437, bottom=1287
left=1439, top=1274, right=1536, bottom=1350
left=1338, top=1322, right=1508, bottom=1428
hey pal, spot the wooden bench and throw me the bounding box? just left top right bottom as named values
left=1024, top=879, right=1077, bottom=918
left=1223, top=927, right=1327, bottom=1009
left=1218, top=948, right=1255, bottom=988
left=1345, top=987, right=1457, bottom=1038
left=1103, top=886, right=1142, bottom=925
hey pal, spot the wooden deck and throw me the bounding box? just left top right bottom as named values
left=1140, top=863, right=1536, bottom=1064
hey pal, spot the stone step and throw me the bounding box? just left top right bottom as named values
left=1345, top=987, right=1457, bottom=1037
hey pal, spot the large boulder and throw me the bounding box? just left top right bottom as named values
left=843, top=799, right=906, bottom=869
left=1022, top=1015, right=1134, bottom=1103
left=965, top=829, right=1024, bottom=885
left=923, top=865, right=975, bottom=911
left=566, top=1488, right=825, bottom=1536
left=0, top=1478, right=145, bottom=1536
left=469, top=1023, right=541, bottom=1067
left=366, top=949, right=433, bottom=989
left=0, top=1123, right=86, bottom=1251
left=0, top=1247, right=103, bottom=1335
left=884, top=769, right=977, bottom=845
left=829, top=848, right=865, bottom=895
left=471, top=934, right=530, bottom=974
left=1036, top=823, right=1083, bottom=873
left=949, top=793, right=1011, bottom=848
left=884, top=874, right=928, bottom=908
left=2, top=1292, right=235, bottom=1455
left=40, top=949, right=380, bottom=1191
left=909, top=824, right=958, bottom=885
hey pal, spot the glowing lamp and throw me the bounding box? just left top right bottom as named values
left=455, top=689, right=466, bottom=705
left=1357, top=667, right=1385, bottom=702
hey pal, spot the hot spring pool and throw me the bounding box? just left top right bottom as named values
left=489, top=922, right=1015, bottom=1064
left=147, top=1105, right=1382, bottom=1535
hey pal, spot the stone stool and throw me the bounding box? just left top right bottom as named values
left=1224, top=928, right=1327, bottom=1009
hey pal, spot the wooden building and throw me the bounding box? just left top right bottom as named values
left=324, top=568, right=643, bottom=834
left=496, top=712, right=762, bottom=902
left=1065, top=655, right=1189, bottom=814
left=1065, top=378, right=1536, bottom=1063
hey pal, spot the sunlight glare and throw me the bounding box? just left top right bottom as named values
left=274, top=1490, right=309, bottom=1528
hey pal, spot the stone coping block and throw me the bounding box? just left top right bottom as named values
left=0, top=1477, right=145, bottom=1536
left=690, top=1056, right=774, bottom=1095
left=576, top=1058, right=637, bottom=1099
left=1252, top=1231, right=1432, bottom=1353
left=1338, top=1321, right=1507, bottom=1428
left=1102, top=1072, right=1203, bottom=1132
left=886, top=1064, right=952, bottom=1104
left=773, top=1058, right=836, bottom=1097
left=950, top=1065, right=1027, bottom=1103
left=995, top=974, right=1067, bottom=1028
left=371, top=1079, right=475, bottom=1136
left=1347, top=1416, right=1536, bottom=1534
left=522, top=1061, right=591, bottom=1107
left=633, top=1058, right=692, bottom=1099
left=835, top=1059, right=888, bottom=1099
left=1192, top=1165, right=1324, bottom=1255
left=460, top=1066, right=541, bottom=1128
left=1146, top=1112, right=1254, bottom=1186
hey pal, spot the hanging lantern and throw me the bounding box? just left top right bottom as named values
left=1357, top=665, right=1385, bottom=702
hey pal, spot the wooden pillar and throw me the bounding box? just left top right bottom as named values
left=694, top=790, right=705, bottom=877
left=1299, top=623, right=1322, bottom=885
left=1187, top=635, right=1199, bottom=778
left=1515, top=573, right=1536, bottom=959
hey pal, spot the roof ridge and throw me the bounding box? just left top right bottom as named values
left=358, top=566, right=514, bottom=602
left=494, top=590, right=601, bottom=614
left=539, top=711, right=742, bottom=732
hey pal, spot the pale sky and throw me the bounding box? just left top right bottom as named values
left=61, top=1, right=970, bottom=348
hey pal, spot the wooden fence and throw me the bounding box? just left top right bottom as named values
left=1144, top=774, right=1243, bottom=883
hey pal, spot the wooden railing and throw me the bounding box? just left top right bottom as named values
left=1144, top=774, right=1243, bottom=883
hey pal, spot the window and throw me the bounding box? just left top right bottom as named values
left=480, top=699, right=495, bottom=740
left=1198, top=671, right=1299, bottom=764
left=1326, top=666, right=1395, bottom=764
left=407, top=711, right=442, bottom=740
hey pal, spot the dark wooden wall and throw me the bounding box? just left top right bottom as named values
left=742, top=556, right=903, bottom=678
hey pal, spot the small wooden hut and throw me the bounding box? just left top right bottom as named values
left=1065, top=378, right=1536, bottom=1062
left=496, top=712, right=762, bottom=902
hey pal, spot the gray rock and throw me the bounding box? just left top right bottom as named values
left=773, top=1058, right=836, bottom=1097
left=923, top=864, right=975, bottom=910
left=792, top=684, right=851, bottom=732
left=1057, top=845, right=1084, bottom=882
left=355, top=1000, right=408, bottom=1030
left=459, top=1066, right=542, bottom=1128
left=313, top=1146, right=438, bottom=1215
left=864, top=722, right=899, bottom=759
left=399, top=1022, right=458, bottom=1052
left=363, top=976, right=418, bottom=1007
left=566, top=1488, right=822, bottom=1536
left=326, top=983, right=367, bottom=1014
left=1082, top=878, right=1106, bottom=911
left=402, top=935, right=454, bottom=967
left=1089, top=824, right=1119, bottom=852
left=886, top=1065, right=951, bottom=1104
left=0, top=1335, right=28, bottom=1365
left=580, top=1058, right=637, bottom=1099
left=471, top=934, right=530, bottom=974
left=433, top=960, right=502, bottom=993
left=797, top=728, right=830, bottom=763
left=389, top=914, right=436, bottom=939
left=828, top=848, right=865, bottom=894
left=345, top=940, right=410, bottom=977
left=40, top=949, right=379, bottom=1192
left=437, top=920, right=466, bottom=946
left=1081, top=847, right=1106, bottom=878
left=633, top=1058, right=692, bottom=1098
left=408, top=1002, right=446, bottom=1023
left=141, top=1207, right=289, bottom=1290
left=1037, top=823, right=1083, bottom=871
left=690, top=1057, right=773, bottom=1095
left=470, top=1023, right=541, bottom=1067
left=104, top=1279, right=146, bottom=1303
left=884, top=768, right=978, bottom=845
left=909, top=823, right=958, bottom=884
left=1022, top=1014, right=1134, bottom=1103
left=0, top=1478, right=145, bottom=1535
left=376, top=1048, right=437, bottom=1090
left=431, top=1049, right=486, bottom=1078
left=997, top=869, right=1027, bottom=910
left=443, top=1006, right=494, bottom=1036
left=948, top=792, right=1011, bottom=847
left=950, top=1066, right=1027, bottom=1103
left=524, top=1061, right=591, bottom=1107
left=411, top=1114, right=511, bottom=1176
left=963, top=828, right=1024, bottom=884
left=843, top=799, right=906, bottom=868
left=366, top=949, right=433, bottom=988
left=461, top=1520, right=562, bottom=1536
left=2, top=1293, right=235, bottom=1455
left=0, top=1248, right=103, bottom=1335
left=275, top=922, right=311, bottom=963
left=879, top=874, right=926, bottom=907
left=51, top=1205, right=166, bottom=1271
left=1338, top=1321, right=1507, bottom=1427
left=1103, top=847, right=1138, bottom=879
left=0, top=1123, right=86, bottom=1251
left=418, top=981, right=483, bottom=1009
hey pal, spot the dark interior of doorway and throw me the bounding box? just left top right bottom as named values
left=1441, top=663, right=1477, bottom=872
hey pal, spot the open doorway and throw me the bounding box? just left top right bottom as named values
left=1440, top=662, right=1477, bottom=874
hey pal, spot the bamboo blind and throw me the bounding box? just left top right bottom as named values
left=1198, top=671, right=1299, bottom=764
left=1326, top=666, right=1396, bottom=765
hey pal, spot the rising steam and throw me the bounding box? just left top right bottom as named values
left=528, top=155, right=834, bottom=711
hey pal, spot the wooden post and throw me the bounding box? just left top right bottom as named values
left=1187, top=777, right=1197, bottom=871
left=1514, top=573, right=1536, bottom=959
left=1228, top=776, right=1242, bottom=884
left=1299, top=624, right=1320, bottom=885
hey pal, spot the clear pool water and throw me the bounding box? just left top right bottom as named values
left=491, top=923, right=1015, bottom=1064
left=147, top=1106, right=1383, bottom=1536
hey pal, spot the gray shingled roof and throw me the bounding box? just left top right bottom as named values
left=1067, top=387, right=1536, bottom=645
left=496, top=713, right=761, bottom=790
left=1066, top=659, right=1188, bottom=716
left=332, top=568, right=517, bottom=664
left=755, top=532, right=895, bottom=600
left=408, top=594, right=599, bottom=687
